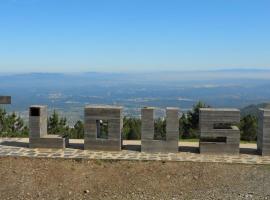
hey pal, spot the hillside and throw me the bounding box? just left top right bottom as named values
left=240, top=103, right=270, bottom=117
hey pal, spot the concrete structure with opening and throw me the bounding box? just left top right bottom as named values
left=29, top=105, right=68, bottom=148
left=199, top=108, right=240, bottom=154
left=258, top=108, right=270, bottom=156
left=141, top=107, right=179, bottom=153
left=84, top=105, right=123, bottom=151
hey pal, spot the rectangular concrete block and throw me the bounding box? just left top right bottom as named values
left=141, top=140, right=178, bottom=153
left=0, top=96, right=11, bottom=104
left=199, top=108, right=240, bottom=155
left=29, top=105, right=47, bottom=138
left=84, top=105, right=123, bottom=151
left=84, top=138, right=121, bottom=151
left=141, top=107, right=179, bottom=153
left=29, top=136, right=68, bottom=149
left=257, top=109, right=270, bottom=156
left=141, top=107, right=154, bottom=140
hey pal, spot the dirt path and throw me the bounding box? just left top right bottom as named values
left=0, top=157, right=269, bottom=200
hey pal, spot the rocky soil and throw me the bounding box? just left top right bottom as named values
left=0, top=157, right=270, bottom=200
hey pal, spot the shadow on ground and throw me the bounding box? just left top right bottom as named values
left=122, top=144, right=141, bottom=152
left=179, top=146, right=199, bottom=153
left=240, top=148, right=258, bottom=155
left=0, top=141, right=29, bottom=148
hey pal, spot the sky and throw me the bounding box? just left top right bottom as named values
left=0, top=0, right=269, bottom=73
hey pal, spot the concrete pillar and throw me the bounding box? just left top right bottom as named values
left=29, top=106, right=47, bottom=138
left=258, top=108, right=270, bottom=156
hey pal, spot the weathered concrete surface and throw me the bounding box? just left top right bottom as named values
left=258, top=108, right=270, bottom=156
left=141, top=107, right=179, bottom=153
left=84, top=105, right=123, bottom=151
left=0, top=96, right=11, bottom=104
left=199, top=108, right=240, bottom=155
left=29, top=105, right=68, bottom=149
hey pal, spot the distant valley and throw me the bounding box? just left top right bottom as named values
left=1, top=69, right=270, bottom=125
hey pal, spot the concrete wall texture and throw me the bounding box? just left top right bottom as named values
left=0, top=96, right=11, bottom=104
left=258, top=109, right=270, bottom=156
left=29, top=105, right=67, bottom=149
left=84, top=105, right=123, bottom=151
left=141, top=107, right=179, bottom=153
left=199, top=108, right=240, bottom=155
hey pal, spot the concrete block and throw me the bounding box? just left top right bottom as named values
left=29, top=105, right=67, bottom=149
left=141, top=107, right=179, bottom=153
left=257, top=109, right=270, bottom=156
left=84, top=105, right=123, bottom=151
left=199, top=108, right=240, bottom=155
left=0, top=96, right=11, bottom=104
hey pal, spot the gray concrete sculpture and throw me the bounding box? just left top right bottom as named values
left=29, top=105, right=68, bottom=148
left=257, top=108, right=270, bottom=156
left=84, top=105, right=123, bottom=151
left=0, top=96, right=11, bottom=104
left=141, top=107, right=179, bottom=153
left=199, top=108, right=240, bottom=154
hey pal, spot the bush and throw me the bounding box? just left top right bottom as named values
left=239, top=115, right=258, bottom=141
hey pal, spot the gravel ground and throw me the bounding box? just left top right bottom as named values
left=0, top=157, right=270, bottom=200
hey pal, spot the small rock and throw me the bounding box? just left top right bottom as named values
left=166, top=175, right=171, bottom=179
left=84, top=190, right=90, bottom=194
left=193, top=176, right=198, bottom=180
left=68, top=191, right=72, bottom=195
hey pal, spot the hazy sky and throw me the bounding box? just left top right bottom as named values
left=0, top=0, right=270, bottom=73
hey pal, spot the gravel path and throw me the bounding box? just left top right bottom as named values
left=0, top=157, right=270, bottom=200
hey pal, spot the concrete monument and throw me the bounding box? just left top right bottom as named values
left=29, top=105, right=68, bottom=148
left=257, top=108, right=270, bottom=156
left=199, top=108, right=240, bottom=154
left=141, top=107, right=179, bottom=153
left=0, top=96, right=11, bottom=104
left=84, top=105, right=123, bottom=151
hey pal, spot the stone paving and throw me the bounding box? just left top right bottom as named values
left=1, top=138, right=270, bottom=165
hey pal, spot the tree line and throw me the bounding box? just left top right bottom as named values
left=0, top=102, right=258, bottom=141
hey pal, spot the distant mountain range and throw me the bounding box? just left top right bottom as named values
left=241, top=103, right=270, bottom=117
left=0, top=69, right=270, bottom=124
